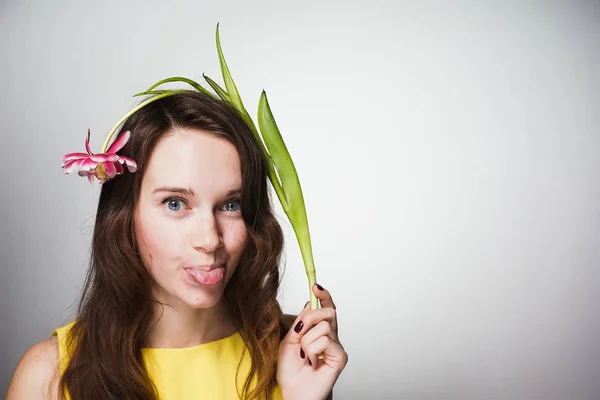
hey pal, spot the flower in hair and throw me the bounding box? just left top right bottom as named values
left=61, top=129, right=137, bottom=183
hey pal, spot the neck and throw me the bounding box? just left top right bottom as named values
left=145, top=298, right=237, bottom=349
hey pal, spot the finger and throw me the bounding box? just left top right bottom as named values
left=305, top=335, right=347, bottom=369
left=313, top=283, right=337, bottom=310
left=300, top=300, right=311, bottom=314
left=301, top=320, right=337, bottom=351
left=296, top=301, right=312, bottom=324
left=282, top=301, right=312, bottom=345
left=295, top=307, right=337, bottom=337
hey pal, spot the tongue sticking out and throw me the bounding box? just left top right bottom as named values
left=189, top=268, right=224, bottom=285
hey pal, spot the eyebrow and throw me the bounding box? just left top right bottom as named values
left=152, top=187, right=242, bottom=196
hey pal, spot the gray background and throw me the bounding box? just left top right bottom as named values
left=1, top=0, right=599, bottom=399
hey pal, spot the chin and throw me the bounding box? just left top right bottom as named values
left=179, top=292, right=223, bottom=309
left=152, top=269, right=231, bottom=310
left=178, top=271, right=227, bottom=309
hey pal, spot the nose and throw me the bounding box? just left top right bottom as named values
left=191, top=211, right=223, bottom=253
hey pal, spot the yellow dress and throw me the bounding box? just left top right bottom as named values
left=53, top=321, right=283, bottom=400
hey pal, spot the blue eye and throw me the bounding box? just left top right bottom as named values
left=164, top=197, right=185, bottom=212
left=223, top=199, right=241, bottom=212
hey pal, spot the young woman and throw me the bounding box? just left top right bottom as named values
left=7, top=91, right=347, bottom=399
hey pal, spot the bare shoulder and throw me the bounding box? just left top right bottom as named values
left=6, top=336, right=60, bottom=400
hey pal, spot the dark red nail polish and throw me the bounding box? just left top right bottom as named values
left=294, top=321, right=303, bottom=333
left=316, top=283, right=324, bottom=291
left=300, top=348, right=305, bottom=359
left=308, top=358, right=312, bottom=366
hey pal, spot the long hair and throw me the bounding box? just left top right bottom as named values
left=59, top=91, right=285, bottom=399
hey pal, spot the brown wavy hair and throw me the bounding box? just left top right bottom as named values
left=59, top=91, right=286, bottom=400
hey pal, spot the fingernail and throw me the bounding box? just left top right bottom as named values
left=304, top=301, right=309, bottom=308
left=316, top=283, right=324, bottom=291
left=308, top=358, right=312, bottom=366
left=294, top=321, right=304, bottom=333
left=300, top=348, right=305, bottom=359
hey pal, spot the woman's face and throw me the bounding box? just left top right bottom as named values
left=134, top=128, right=248, bottom=309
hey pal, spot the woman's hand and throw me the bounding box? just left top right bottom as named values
left=277, top=284, right=348, bottom=400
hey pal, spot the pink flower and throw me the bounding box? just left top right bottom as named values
left=62, top=129, right=137, bottom=183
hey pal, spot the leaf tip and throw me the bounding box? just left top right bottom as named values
left=260, top=90, right=270, bottom=105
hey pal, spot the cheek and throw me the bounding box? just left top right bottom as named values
left=221, top=220, right=248, bottom=253
left=136, top=216, right=180, bottom=269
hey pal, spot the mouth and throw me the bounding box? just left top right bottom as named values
left=184, top=264, right=225, bottom=286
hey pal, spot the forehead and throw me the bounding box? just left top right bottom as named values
left=142, top=128, right=242, bottom=196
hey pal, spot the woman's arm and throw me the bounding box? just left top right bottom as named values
left=6, top=336, right=60, bottom=400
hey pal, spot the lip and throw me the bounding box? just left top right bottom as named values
left=185, top=263, right=224, bottom=271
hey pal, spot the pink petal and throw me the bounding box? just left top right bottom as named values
left=114, top=161, right=124, bottom=175
left=107, top=130, right=131, bottom=154
left=62, top=153, right=89, bottom=164
left=62, top=157, right=82, bottom=169
left=119, top=156, right=137, bottom=172
left=90, top=153, right=118, bottom=163
left=78, top=158, right=99, bottom=172
left=104, top=161, right=117, bottom=178
left=85, top=129, right=94, bottom=155
left=87, top=174, right=95, bottom=184
left=63, top=158, right=85, bottom=174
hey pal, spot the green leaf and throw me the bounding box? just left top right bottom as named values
left=258, top=89, right=317, bottom=309
left=132, top=90, right=169, bottom=97
left=215, top=23, right=246, bottom=112
left=141, top=77, right=214, bottom=98
left=212, top=24, right=277, bottom=189
left=212, top=23, right=317, bottom=309
left=258, top=91, right=299, bottom=210
left=202, top=73, right=230, bottom=102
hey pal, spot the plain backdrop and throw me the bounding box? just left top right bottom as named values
left=1, top=1, right=599, bottom=399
